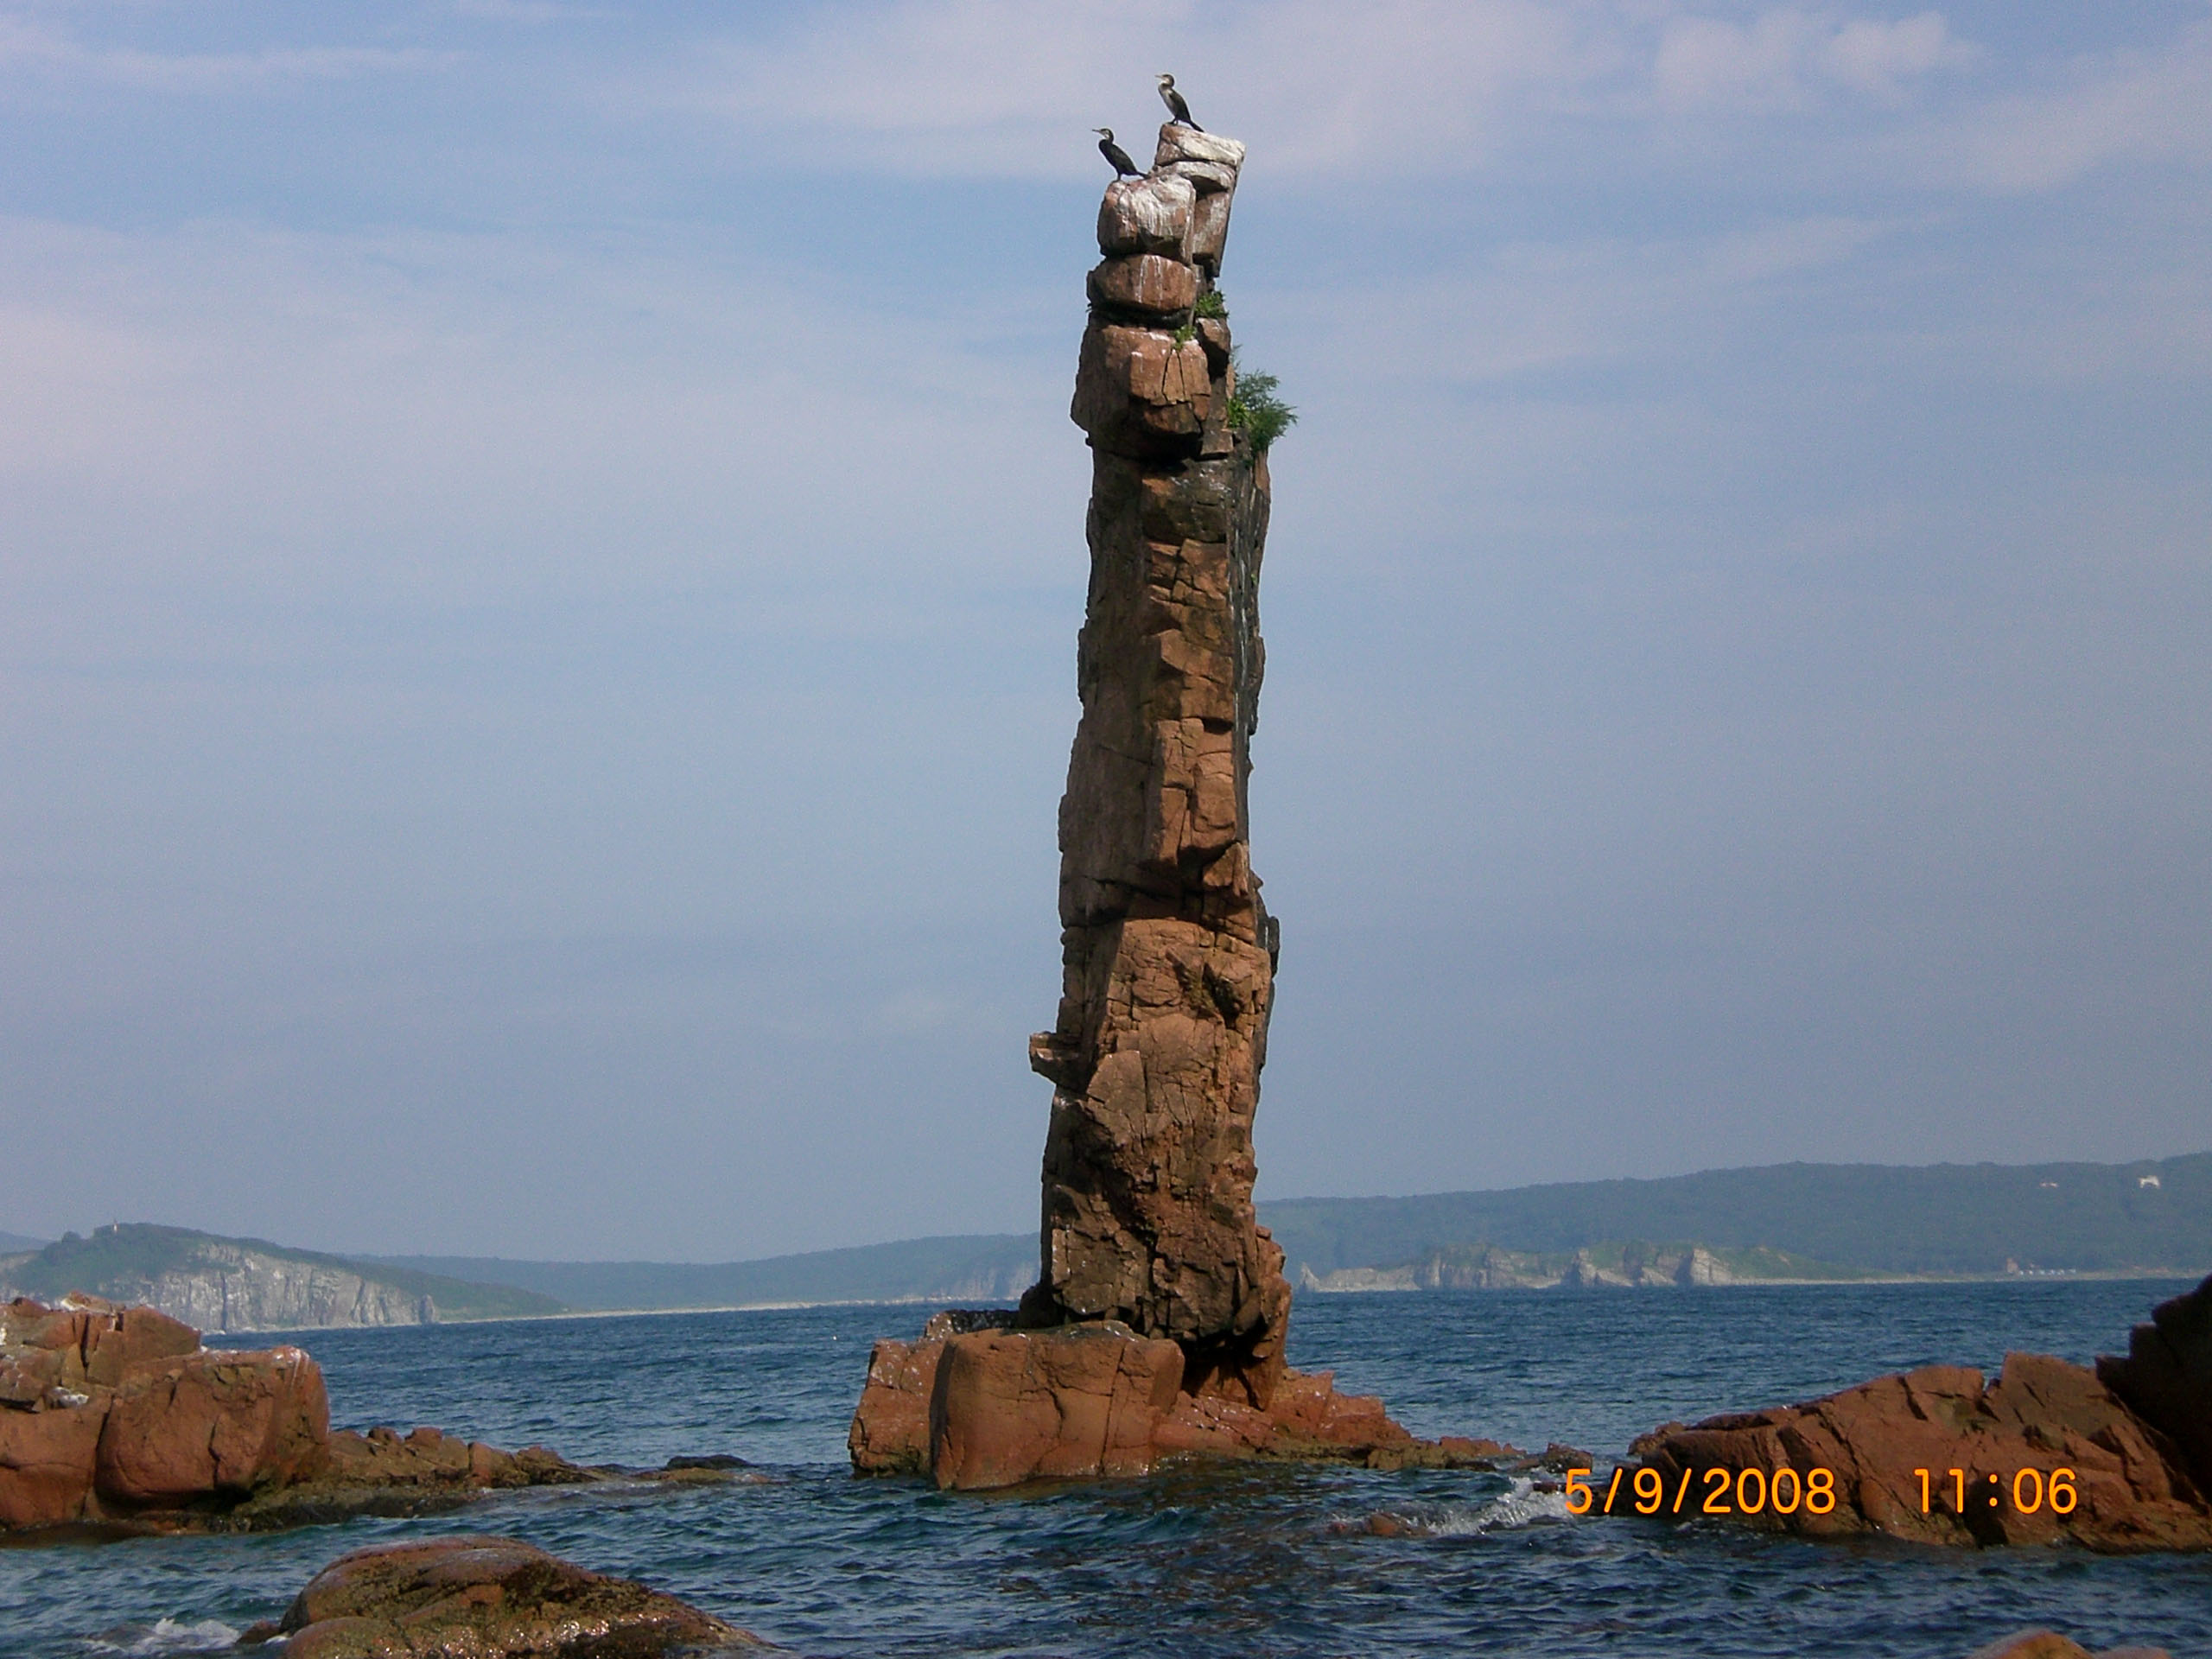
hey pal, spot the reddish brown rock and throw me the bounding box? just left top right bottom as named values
left=0, top=1295, right=199, bottom=1400
left=2, top=1296, right=326, bottom=1529
left=0, top=1295, right=621, bottom=1537
left=1031, top=123, right=1294, bottom=1412
left=273, top=1535, right=759, bottom=1656
left=1070, top=321, right=1214, bottom=454
left=848, top=128, right=1471, bottom=1487
left=848, top=1337, right=939, bottom=1477
left=1629, top=1351, right=2212, bottom=1551
left=931, top=1324, right=1183, bottom=1489
left=1088, top=252, right=1200, bottom=318
left=1967, top=1637, right=2174, bottom=1659
left=848, top=1318, right=1501, bottom=1490
left=2098, top=1270, right=2212, bottom=1499
left=97, top=1344, right=327, bottom=1506
left=308, top=1422, right=588, bottom=1492
left=0, top=1394, right=106, bottom=1528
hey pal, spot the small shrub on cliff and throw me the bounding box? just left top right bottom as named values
left=1227, top=348, right=1297, bottom=454
left=1193, top=288, right=1228, bottom=320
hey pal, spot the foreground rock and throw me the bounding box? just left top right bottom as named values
left=0, top=1294, right=324, bottom=1529
left=1020, top=120, right=1294, bottom=1409
left=849, top=1313, right=1512, bottom=1490
left=1629, top=1348, right=2212, bottom=1551
left=0, top=1295, right=725, bottom=1536
left=251, top=1535, right=760, bottom=1656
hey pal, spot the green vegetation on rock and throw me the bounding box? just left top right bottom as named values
left=1227, top=347, right=1296, bottom=454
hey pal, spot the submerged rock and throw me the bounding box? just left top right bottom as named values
left=258, top=1535, right=760, bottom=1656
left=1629, top=1348, right=2212, bottom=1551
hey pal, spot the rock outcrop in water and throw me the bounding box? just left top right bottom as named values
left=248, top=1535, right=760, bottom=1656
left=1017, top=120, right=1292, bottom=1408
left=849, top=1310, right=1503, bottom=1488
left=0, top=1294, right=725, bottom=1536
left=1627, top=1281, right=2212, bottom=1552
left=0, top=1294, right=325, bottom=1529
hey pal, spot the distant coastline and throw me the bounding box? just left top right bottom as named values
left=6, top=1152, right=2205, bottom=1332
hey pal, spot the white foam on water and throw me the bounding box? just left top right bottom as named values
left=1422, top=1476, right=1577, bottom=1536
left=83, top=1617, right=246, bottom=1656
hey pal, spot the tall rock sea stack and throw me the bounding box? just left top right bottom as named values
left=846, top=126, right=1471, bottom=1488
left=1020, top=123, right=1293, bottom=1408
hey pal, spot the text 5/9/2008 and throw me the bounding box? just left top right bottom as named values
left=1566, top=1465, right=1835, bottom=1516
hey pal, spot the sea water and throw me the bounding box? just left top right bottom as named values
left=8, top=1281, right=2210, bottom=1658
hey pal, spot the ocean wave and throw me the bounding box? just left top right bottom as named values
left=1354, top=1477, right=1577, bottom=1539
left=1428, top=1477, right=1576, bottom=1535
left=82, top=1618, right=244, bottom=1656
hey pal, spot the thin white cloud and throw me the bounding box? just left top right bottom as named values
left=658, top=1, right=1988, bottom=179
left=0, top=214, right=1084, bottom=606
left=659, top=0, right=1618, bottom=178
left=1654, top=9, right=1969, bottom=111
left=1936, top=16, right=2212, bottom=191
left=451, top=0, right=611, bottom=22
left=1273, top=213, right=1904, bottom=391
left=0, top=11, right=453, bottom=91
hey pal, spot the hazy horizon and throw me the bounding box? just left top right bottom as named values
left=9, top=1148, right=2206, bottom=1266
left=4, top=3, right=2208, bottom=1262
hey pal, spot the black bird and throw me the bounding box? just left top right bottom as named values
left=1094, top=127, right=1141, bottom=178
left=1155, top=73, right=1202, bottom=130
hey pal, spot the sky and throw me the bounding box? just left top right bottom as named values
left=2, top=1, right=2207, bottom=1262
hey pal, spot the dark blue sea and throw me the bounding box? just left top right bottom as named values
left=9, top=1281, right=2211, bottom=1658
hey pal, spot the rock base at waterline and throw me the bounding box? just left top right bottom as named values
left=849, top=1312, right=1511, bottom=1491
left=244, top=1535, right=761, bottom=1656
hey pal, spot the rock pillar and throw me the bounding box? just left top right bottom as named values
left=1019, top=124, right=1293, bottom=1408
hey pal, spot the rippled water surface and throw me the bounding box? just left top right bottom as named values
left=9, top=1281, right=2210, bottom=1657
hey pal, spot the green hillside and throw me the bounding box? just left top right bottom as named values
left=0, top=1224, right=564, bottom=1322
left=1260, top=1154, right=2212, bottom=1279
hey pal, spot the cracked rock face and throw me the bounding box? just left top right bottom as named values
left=1021, top=123, right=1293, bottom=1409
left=0, top=1294, right=326, bottom=1529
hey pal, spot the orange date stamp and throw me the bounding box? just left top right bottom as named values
left=1563, top=1464, right=2081, bottom=1518
left=1566, top=1465, right=1840, bottom=1516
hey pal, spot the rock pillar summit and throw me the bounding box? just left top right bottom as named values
left=1019, top=122, right=1291, bottom=1408
left=846, top=126, right=1476, bottom=1490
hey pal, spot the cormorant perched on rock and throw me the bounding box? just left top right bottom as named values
left=1094, top=127, right=1141, bottom=178
left=1155, top=73, right=1202, bottom=130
